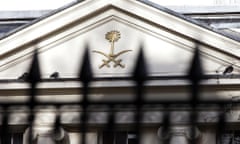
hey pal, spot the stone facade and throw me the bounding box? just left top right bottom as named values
left=1, top=1, right=240, bottom=144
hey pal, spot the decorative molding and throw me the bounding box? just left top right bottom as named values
left=157, top=126, right=201, bottom=140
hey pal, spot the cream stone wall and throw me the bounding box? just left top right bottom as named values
left=68, top=133, right=98, bottom=144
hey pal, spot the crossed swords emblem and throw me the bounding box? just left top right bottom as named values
left=93, top=30, right=132, bottom=69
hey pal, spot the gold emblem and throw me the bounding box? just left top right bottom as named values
left=93, top=30, right=132, bottom=69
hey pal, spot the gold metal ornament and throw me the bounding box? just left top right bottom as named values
left=93, top=30, right=132, bottom=69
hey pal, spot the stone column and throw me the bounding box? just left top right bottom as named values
left=24, top=126, right=70, bottom=144
left=158, top=126, right=201, bottom=144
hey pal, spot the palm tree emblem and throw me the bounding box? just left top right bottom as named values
left=93, top=30, right=132, bottom=69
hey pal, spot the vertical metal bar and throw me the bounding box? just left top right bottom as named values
left=80, top=85, right=88, bottom=144
left=28, top=90, right=35, bottom=144
left=162, top=105, right=170, bottom=144
left=54, top=106, right=61, bottom=144
left=216, top=87, right=232, bottom=140
left=132, top=46, right=147, bottom=144
left=217, top=105, right=226, bottom=141
left=78, top=45, right=93, bottom=144
left=27, top=49, right=41, bottom=144
left=1, top=106, right=9, bottom=144
left=105, top=105, right=115, bottom=135
left=187, top=46, right=203, bottom=144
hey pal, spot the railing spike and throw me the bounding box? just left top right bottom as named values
left=27, top=49, right=41, bottom=86
left=132, top=44, right=148, bottom=84
left=187, top=45, right=203, bottom=83
left=78, top=44, right=93, bottom=85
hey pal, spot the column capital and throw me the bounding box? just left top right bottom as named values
left=24, top=126, right=69, bottom=144
left=157, top=126, right=201, bottom=140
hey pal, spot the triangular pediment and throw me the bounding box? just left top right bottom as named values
left=0, top=0, right=240, bottom=80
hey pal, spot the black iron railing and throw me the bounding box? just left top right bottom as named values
left=0, top=44, right=236, bottom=144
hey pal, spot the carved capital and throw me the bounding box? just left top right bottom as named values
left=157, top=126, right=201, bottom=140
left=24, top=126, right=69, bottom=144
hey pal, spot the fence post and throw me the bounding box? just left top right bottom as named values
left=78, top=45, right=93, bottom=144
left=27, top=49, right=41, bottom=144
left=187, top=45, right=203, bottom=144
left=132, top=45, right=148, bottom=144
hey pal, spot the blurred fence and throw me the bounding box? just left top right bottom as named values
left=0, top=44, right=235, bottom=144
